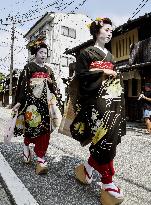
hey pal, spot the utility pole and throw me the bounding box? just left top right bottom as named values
left=9, top=22, right=15, bottom=107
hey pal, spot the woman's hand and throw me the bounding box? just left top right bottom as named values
left=103, top=69, right=117, bottom=77
left=138, top=93, right=145, bottom=100
left=47, top=77, right=52, bottom=83
left=12, top=102, right=21, bottom=112
left=44, top=63, right=52, bottom=83
left=90, top=68, right=117, bottom=77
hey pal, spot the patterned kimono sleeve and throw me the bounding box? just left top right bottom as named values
left=114, top=60, right=126, bottom=137
left=15, top=66, right=29, bottom=105
left=75, top=50, right=104, bottom=94
left=47, top=69, right=63, bottom=112
left=47, top=70, right=58, bottom=94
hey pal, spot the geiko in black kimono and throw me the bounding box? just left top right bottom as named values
left=70, top=46, right=126, bottom=164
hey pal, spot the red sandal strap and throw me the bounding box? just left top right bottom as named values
left=37, top=160, right=47, bottom=164
left=104, top=187, right=121, bottom=193
left=84, top=166, right=92, bottom=179
left=23, top=150, right=31, bottom=160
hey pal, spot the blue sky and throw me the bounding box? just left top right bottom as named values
left=0, top=0, right=151, bottom=29
left=0, top=0, right=151, bottom=73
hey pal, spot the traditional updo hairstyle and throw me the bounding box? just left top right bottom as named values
left=29, top=42, right=48, bottom=56
left=90, top=18, right=112, bottom=42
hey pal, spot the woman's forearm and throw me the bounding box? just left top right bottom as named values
left=144, top=96, right=151, bottom=102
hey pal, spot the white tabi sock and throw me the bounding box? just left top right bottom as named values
left=84, top=161, right=94, bottom=178
left=23, top=144, right=30, bottom=156
left=102, top=182, right=124, bottom=198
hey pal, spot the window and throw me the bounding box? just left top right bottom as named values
left=69, top=28, right=76, bottom=38
left=61, top=26, right=76, bottom=39
left=61, top=26, right=69, bottom=36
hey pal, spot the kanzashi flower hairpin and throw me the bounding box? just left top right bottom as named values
left=87, top=17, right=105, bottom=28
left=28, top=38, right=45, bottom=49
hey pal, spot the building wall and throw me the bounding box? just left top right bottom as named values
left=111, top=16, right=151, bottom=121
left=47, top=13, right=91, bottom=77
left=111, top=27, right=141, bottom=121
left=111, top=28, right=138, bottom=62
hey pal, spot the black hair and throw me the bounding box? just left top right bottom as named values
left=90, top=18, right=112, bottom=42
left=29, top=42, right=48, bottom=56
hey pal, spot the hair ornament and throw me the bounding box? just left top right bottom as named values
left=95, top=17, right=105, bottom=26
left=86, top=17, right=105, bottom=29
left=29, top=39, right=44, bottom=49
left=95, top=17, right=105, bottom=21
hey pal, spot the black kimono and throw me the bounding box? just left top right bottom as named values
left=70, top=46, right=126, bottom=164
left=14, top=62, right=61, bottom=138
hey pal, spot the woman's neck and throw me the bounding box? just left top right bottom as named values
left=95, top=40, right=105, bottom=50
left=34, top=60, right=44, bottom=67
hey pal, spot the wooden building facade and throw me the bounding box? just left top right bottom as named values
left=113, top=12, right=151, bottom=121
left=64, top=12, right=151, bottom=122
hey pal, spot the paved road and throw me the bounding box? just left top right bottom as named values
left=0, top=181, right=12, bottom=205
left=0, top=107, right=151, bottom=205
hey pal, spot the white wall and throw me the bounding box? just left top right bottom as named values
left=58, top=13, right=92, bottom=54
left=52, top=13, right=91, bottom=77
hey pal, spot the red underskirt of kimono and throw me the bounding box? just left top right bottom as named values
left=24, top=132, right=50, bottom=158
left=90, top=61, right=114, bottom=70
left=32, top=72, right=49, bottom=78
left=88, top=155, right=114, bottom=183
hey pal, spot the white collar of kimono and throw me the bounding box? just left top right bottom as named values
left=34, top=61, right=45, bottom=67
left=94, top=45, right=108, bottom=55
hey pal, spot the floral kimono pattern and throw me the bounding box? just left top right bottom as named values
left=14, top=62, right=62, bottom=138
left=70, top=46, right=126, bottom=164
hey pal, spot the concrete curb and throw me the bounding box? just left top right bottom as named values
left=0, top=152, right=39, bottom=205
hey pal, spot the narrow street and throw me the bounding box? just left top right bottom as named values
left=0, top=107, right=151, bottom=205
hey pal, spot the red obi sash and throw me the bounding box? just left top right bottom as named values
left=90, top=61, right=114, bottom=70
left=32, top=72, right=49, bottom=78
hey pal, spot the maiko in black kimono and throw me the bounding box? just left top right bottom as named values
left=14, top=62, right=61, bottom=138
left=70, top=46, right=126, bottom=164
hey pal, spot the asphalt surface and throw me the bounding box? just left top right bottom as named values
left=0, top=181, right=12, bottom=205
left=0, top=107, right=151, bottom=205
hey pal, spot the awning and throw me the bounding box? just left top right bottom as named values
left=129, top=37, right=151, bottom=65
left=117, top=61, right=151, bottom=71
left=122, top=70, right=141, bottom=80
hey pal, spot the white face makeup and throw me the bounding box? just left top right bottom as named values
left=96, top=24, right=113, bottom=44
left=35, top=47, right=47, bottom=64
